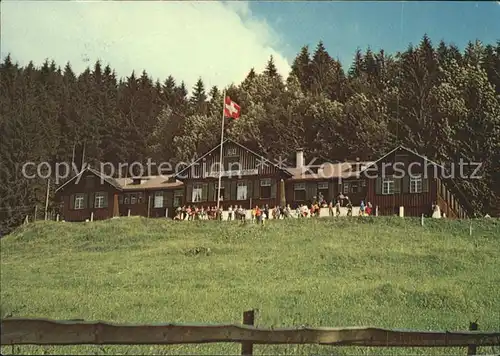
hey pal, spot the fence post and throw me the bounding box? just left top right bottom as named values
left=467, top=321, right=478, bottom=355
left=241, top=310, right=255, bottom=356
left=421, top=214, right=424, bottom=226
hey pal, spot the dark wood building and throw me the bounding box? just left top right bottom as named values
left=55, top=143, right=472, bottom=221
left=55, top=168, right=183, bottom=221
left=174, top=138, right=291, bottom=209
left=361, top=146, right=471, bottom=218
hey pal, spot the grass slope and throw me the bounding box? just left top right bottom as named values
left=1, top=217, right=500, bottom=355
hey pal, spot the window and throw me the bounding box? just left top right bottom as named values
left=137, top=192, right=143, bottom=204
left=154, top=191, right=163, bottom=208
left=173, top=190, right=183, bottom=207
left=317, top=182, right=329, bottom=202
left=294, top=183, right=306, bottom=201
left=215, top=183, right=225, bottom=201
left=343, top=180, right=365, bottom=194
left=237, top=181, right=247, bottom=200
left=130, top=194, right=137, bottom=204
left=317, top=182, right=328, bottom=190
left=224, top=156, right=240, bottom=172
left=118, top=194, right=124, bottom=204
left=260, top=178, right=271, bottom=199
left=226, top=147, right=237, bottom=156
left=94, top=192, right=107, bottom=208
left=410, top=175, right=423, bottom=193
left=124, top=195, right=130, bottom=204
left=74, top=194, right=85, bottom=210
left=192, top=183, right=203, bottom=202
left=382, top=178, right=395, bottom=195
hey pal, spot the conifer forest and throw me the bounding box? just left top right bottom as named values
left=1, top=35, right=499, bottom=234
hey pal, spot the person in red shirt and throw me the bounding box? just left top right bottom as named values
left=255, top=206, right=263, bottom=224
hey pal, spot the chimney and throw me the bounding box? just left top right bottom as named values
left=296, top=148, right=304, bottom=169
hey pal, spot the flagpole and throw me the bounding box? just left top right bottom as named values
left=216, top=91, right=226, bottom=211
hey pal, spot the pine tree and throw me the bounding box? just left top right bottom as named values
left=264, top=55, right=278, bottom=78
left=290, top=45, right=312, bottom=91
left=348, top=48, right=364, bottom=78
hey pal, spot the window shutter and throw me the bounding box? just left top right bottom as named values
left=70, top=194, right=75, bottom=210
left=253, top=179, right=260, bottom=199
left=103, top=193, right=108, bottom=208
left=394, top=178, right=401, bottom=194
left=88, top=193, right=94, bottom=208
left=270, top=180, right=277, bottom=199
left=231, top=181, right=237, bottom=200
left=223, top=181, right=230, bottom=200
left=202, top=183, right=208, bottom=201
left=307, top=183, right=317, bottom=201
left=247, top=179, right=253, bottom=198
left=375, top=178, right=382, bottom=195
left=402, top=175, right=409, bottom=193
left=186, top=183, right=193, bottom=203
left=328, top=182, right=335, bottom=202
left=208, top=182, right=214, bottom=201
left=422, top=178, right=429, bottom=193
left=163, top=191, right=171, bottom=207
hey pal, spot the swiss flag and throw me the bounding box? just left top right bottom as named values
left=224, top=96, right=241, bottom=119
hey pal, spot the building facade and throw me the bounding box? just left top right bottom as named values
left=55, top=141, right=471, bottom=221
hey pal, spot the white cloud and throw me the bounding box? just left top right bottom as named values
left=1, top=0, right=290, bottom=92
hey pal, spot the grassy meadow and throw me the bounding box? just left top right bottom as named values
left=1, top=217, right=500, bottom=355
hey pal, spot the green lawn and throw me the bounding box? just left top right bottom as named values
left=1, top=217, right=500, bottom=355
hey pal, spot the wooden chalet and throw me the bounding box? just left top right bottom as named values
left=284, top=149, right=373, bottom=206
left=360, top=146, right=472, bottom=218
left=174, top=138, right=291, bottom=209
left=55, top=141, right=473, bottom=221
left=55, top=168, right=183, bottom=222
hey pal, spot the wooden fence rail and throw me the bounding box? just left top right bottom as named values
left=2, top=314, right=499, bottom=355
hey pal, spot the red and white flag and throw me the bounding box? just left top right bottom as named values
left=224, top=96, right=241, bottom=119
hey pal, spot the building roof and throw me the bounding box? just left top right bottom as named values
left=175, top=137, right=292, bottom=180
left=55, top=166, right=182, bottom=193
left=359, top=145, right=445, bottom=174
left=114, top=175, right=183, bottom=190
left=55, top=166, right=123, bottom=193
left=285, top=161, right=375, bottom=181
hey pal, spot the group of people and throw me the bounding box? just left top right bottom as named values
left=173, top=195, right=374, bottom=222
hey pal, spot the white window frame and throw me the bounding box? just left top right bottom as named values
left=74, top=194, right=85, bottom=210
left=154, top=191, right=164, bottom=208
left=294, top=183, right=306, bottom=191
left=343, top=183, right=349, bottom=194
left=410, top=175, right=423, bottom=193
left=317, top=182, right=329, bottom=190
left=226, top=147, right=237, bottom=156
left=94, top=192, right=106, bottom=208
left=215, top=183, right=225, bottom=201
left=260, top=178, right=272, bottom=186
left=130, top=194, right=137, bottom=204
left=237, top=181, right=247, bottom=200
left=382, top=177, right=395, bottom=195
left=192, top=183, right=203, bottom=203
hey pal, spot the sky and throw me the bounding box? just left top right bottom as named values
left=2, top=1, right=500, bottom=93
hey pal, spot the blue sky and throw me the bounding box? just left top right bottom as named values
left=2, top=1, right=499, bottom=90
left=250, top=1, right=500, bottom=68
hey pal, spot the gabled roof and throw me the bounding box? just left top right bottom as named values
left=359, top=145, right=445, bottom=174
left=175, top=137, right=292, bottom=179
left=114, top=175, right=183, bottom=190
left=285, top=161, right=374, bottom=181
left=55, top=166, right=123, bottom=193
